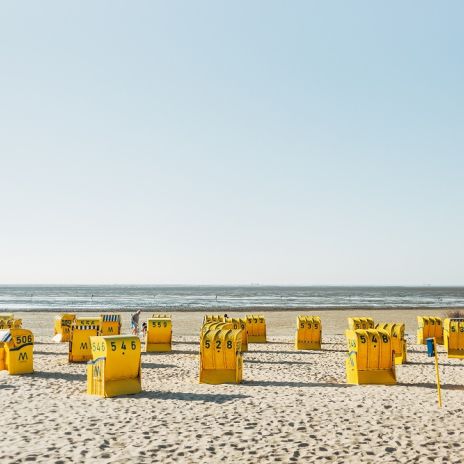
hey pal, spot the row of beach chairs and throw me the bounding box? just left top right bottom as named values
left=0, top=312, right=462, bottom=398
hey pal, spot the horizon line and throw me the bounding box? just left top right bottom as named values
left=0, top=283, right=463, bottom=288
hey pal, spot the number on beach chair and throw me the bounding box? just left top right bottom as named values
left=375, top=322, right=407, bottom=365
left=0, top=328, right=34, bottom=375
left=87, top=335, right=142, bottom=397
left=295, top=316, right=322, bottom=350
left=225, top=317, right=248, bottom=352
left=347, top=317, right=375, bottom=330
left=0, top=314, right=14, bottom=330
left=345, top=329, right=396, bottom=385
left=203, top=315, right=225, bottom=324
left=199, top=328, right=243, bottom=384
left=245, top=314, right=267, bottom=343
left=417, top=317, right=443, bottom=345
left=0, top=314, right=22, bottom=331
left=443, top=318, right=464, bottom=359
left=145, top=315, right=172, bottom=352
left=68, top=318, right=102, bottom=363
left=53, top=314, right=76, bottom=343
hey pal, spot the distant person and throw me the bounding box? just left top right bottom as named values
left=224, top=313, right=228, bottom=319
left=131, top=309, right=142, bottom=335
left=142, top=322, right=147, bottom=338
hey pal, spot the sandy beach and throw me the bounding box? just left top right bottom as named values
left=1, top=308, right=463, bottom=463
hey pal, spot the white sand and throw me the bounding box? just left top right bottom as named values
left=1, top=309, right=463, bottom=463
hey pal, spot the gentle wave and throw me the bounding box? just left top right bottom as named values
left=0, top=285, right=463, bottom=311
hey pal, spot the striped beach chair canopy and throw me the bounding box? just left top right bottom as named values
left=101, top=314, right=121, bottom=322
left=0, top=330, right=12, bottom=342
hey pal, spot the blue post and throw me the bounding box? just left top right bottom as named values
left=426, top=337, right=435, bottom=357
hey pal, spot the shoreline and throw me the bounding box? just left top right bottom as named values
left=3, top=305, right=464, bottom=312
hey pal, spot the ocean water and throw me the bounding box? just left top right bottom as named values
left=0, top=286, right=463, bottom=311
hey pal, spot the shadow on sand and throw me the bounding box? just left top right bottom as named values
left=247, top=349, right=322, bottom=355
left=0, top=384, right=15, bottom=390
left=398, top=382, right=464, bottom=391
left=246, top=359, right=316, bottom=366
left=133, top=390, right=250, bottom=403
left=142, top=350, right=198, bottom=356
left=243, top=379, right=352, bottom=388
left=167, top=349, right=198, bottom=355
left=405, top=361, right=463, bottom=367
left=141, top=362, right=178, bottom=369
left=33, top=351, right=64, bottom=356
left=30, top=370, right=86, bottom=382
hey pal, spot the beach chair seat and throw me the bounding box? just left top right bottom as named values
left=348, top=317, right=375, bottom=330
left=245, top=314, right=266, bottom=343
left=203, top=314, right=225, bottom=324
left=53, top=313, right=76, bottom=343
left=0, top=328, right=34, bottom=374
left=345, top=329, right=396, bottom=385
left=225, top=317, right=248, bottom=352
left=295, top=316, right=322, bottom=350
left=145, top=315, right=172, bottom=352
left=444, top=318, right=464, bottom=358
left=199, top=328, right=243, bottom=384
left=69, top=318, right=102, bottom=363
left=417, top=316, right=443, bottom=345
left=375, top=322, right=407, bottom=364
left=87, top=335, right=141, bottom=397
left=100, top=313, right=122, bottom=336
left=0, top=314, right=21, bottom=330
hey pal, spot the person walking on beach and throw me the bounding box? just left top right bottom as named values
left=131, top=309, right=142, bottom=335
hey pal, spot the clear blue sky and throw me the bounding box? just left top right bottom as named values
left=0, top=2, right=463, bottom=285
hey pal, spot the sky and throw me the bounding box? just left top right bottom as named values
left=0, top=1, right=463, bottom=285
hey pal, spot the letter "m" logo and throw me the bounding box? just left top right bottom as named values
left=108, top=327, right=113, bottom=333
left=19, top=352, right=28, bottom=361
left=93, top=365, right=101, bottom=378
left=80, top=342, right=88, bottom=350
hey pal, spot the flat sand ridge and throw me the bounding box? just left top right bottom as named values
left=1, top=310, right=463, bottom=463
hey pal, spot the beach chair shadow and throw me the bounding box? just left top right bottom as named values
left=246, top=359, right=317, bottom=366
left=247, top=349, right=321, bottom=355
left=398, top=382, right=464, bottom=391
left=141, top=362, right=178, bottom=369
left=29, top=371, right=87, bottom=382
left=244, top=380, right=352, bottom=388
left=0, top=384, right=15, bottom=390
left=33, top=350, right=64, bottom=356
left=133, top=391, right=250, bottom=403
left=169, top=349, right=198, bottom=355
left=406, top=361, right=463, bottom=367
left=264, top=341, right=292, bottom=345
left=142, top=349, right=198, bottom=355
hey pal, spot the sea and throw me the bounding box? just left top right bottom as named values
left=0, top=285, right=463, bottom=312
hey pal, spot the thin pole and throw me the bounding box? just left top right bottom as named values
left=433, top=337, right=442, bottom=408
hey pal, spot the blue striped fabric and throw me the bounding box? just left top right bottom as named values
left=102, top=314, right=121, bottom=322
left=0, top=330, right=12, bottom=342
